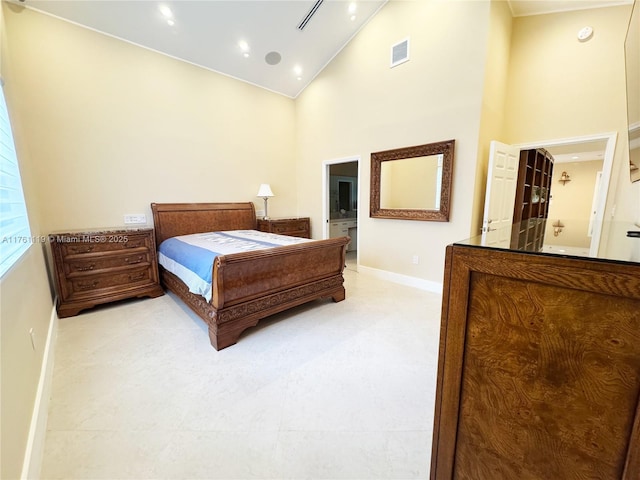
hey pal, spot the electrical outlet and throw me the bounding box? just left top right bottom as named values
left=412, top=255, right=419, bottom=265
left=256, top=210, right=265, bottom=218
left=124, top=214, right=147, bottom=224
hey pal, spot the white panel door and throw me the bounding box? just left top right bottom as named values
left=481, top=141, right=521, bottom=247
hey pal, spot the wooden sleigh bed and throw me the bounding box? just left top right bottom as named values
left=150, top=202, right=349, bottom=350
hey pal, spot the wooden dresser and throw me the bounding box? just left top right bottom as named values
left=49, top=228, right=164, bottom=317
left=256, top=217, right=310, bottom=238
left=431, top=241, right=640, bottom=479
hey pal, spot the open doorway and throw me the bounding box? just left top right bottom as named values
left=322, top=156, right=360, bottom=271
left=541, top=140, right=607, bottom=256
left=482, top=132, right=616, bottom=257
left=517, top=133, right=616, bottom=257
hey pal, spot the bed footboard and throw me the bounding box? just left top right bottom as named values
left=160, top=236, right=349, bottom=350
left=211, top=237, right=348, bottom=308
left=212, top=273, right=345, bottom=350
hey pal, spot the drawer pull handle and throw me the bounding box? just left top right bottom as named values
left=129, top=272, right=145, bottom=281
left=125, top=256, right=143, bottom=264
left=75, top=264, right=95, bottom=271
left=70, top=245, right=94, bottom=254
left=77, top=280, right=99, bottom=290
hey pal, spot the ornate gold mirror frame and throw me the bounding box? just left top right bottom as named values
left=370, top=139, right=455, bottom=221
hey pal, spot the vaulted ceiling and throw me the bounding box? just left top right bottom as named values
left=8, top=0, right=632, bottom=98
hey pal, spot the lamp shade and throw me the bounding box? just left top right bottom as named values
left=257, top=184, right=274, bottom=197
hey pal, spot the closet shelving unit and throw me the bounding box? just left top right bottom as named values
left=511, top=148, right=554, bottom=251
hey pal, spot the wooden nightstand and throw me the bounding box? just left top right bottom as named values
left=256, top=217, right=310, bottom=238
left=49, top=228, right=164, bottom=317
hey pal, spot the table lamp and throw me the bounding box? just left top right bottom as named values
left=257, top=184, right=274, bottom=219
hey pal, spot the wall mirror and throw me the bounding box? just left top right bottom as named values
left=370, top=139, right=455, bottom=221
left=625, top=0, right=639, bottom=182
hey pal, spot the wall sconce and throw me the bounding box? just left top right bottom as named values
left=559, top=171, right=571, bottom=185
left=256, top=184, right=274, bottom=220
left=552, top=220, right=564, bottom=237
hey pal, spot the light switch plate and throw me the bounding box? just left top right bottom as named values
left=124, top=214, right=146, bottom=224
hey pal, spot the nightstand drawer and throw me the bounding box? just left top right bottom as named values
left=272, top=221, right=307, bottom=234
left=257, top=218, right=310, bottom=238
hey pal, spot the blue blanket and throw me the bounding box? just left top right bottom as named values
left=158, top=230, right=309, bottom=301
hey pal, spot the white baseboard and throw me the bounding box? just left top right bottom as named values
left=357, top=265, right=443, bottom=294
left=21, top=306, right=58, bottom=480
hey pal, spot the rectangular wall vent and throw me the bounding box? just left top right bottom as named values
left=391, top=37, right=410, bottom=68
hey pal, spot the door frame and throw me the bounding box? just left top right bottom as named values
left=514, top=132, right=617, bottom=257
left=322, top=155, right=360, bottom=261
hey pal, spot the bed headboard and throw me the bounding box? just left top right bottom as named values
left=151, top=202, right=257, bottom=245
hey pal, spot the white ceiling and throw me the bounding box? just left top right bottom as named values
left=18, top=0, right=387, bottom=98
left=9, top=0, right=633, bottom=98
left=508, top=0, right=632, bottom=17
left=545, top=140, right=608, bottom=163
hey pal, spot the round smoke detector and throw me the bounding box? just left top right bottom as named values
left=265, top=51, right=282, bottom=65
left=577, top=26, right=593, bottom=42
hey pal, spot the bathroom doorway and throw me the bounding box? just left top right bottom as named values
left=322, top=156, right=360, bottom=271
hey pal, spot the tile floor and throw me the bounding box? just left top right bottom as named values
left=41, top=260, right=443, bottom=479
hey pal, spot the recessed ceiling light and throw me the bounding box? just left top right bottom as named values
left=159, top=5, right=173, bottom=18
left=293, top=65, right=303, bottom=76
left=348, top=2, right=357, bottom=20
left=572, top=156, right=579, bottom=160
left=167, top=19, right=175, bottom=26
left=239, top=40, right=250, bottom=57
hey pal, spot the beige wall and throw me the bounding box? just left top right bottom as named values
left=1, top=3, right=296, bottom=478
left=1, top=4, right=56, bottom=479
left=473, top=0, right=514, bottom=236
left=626, top=1, right=639, bottom=129
left=544, top=160, right=603, bottom=248
left=503, top=5, right=636, bottom=258
left=295, top=0, right=491, bottom=282
left=4, top=5, right=296, bottom=234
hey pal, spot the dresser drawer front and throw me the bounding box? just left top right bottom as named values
left=64, top=252, right=151, bottom=275
left=50, top=228, right=163, bottom=316
left=55, top=233, right=151, bottom=257
left=64, top=268, right=153, bottom=299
